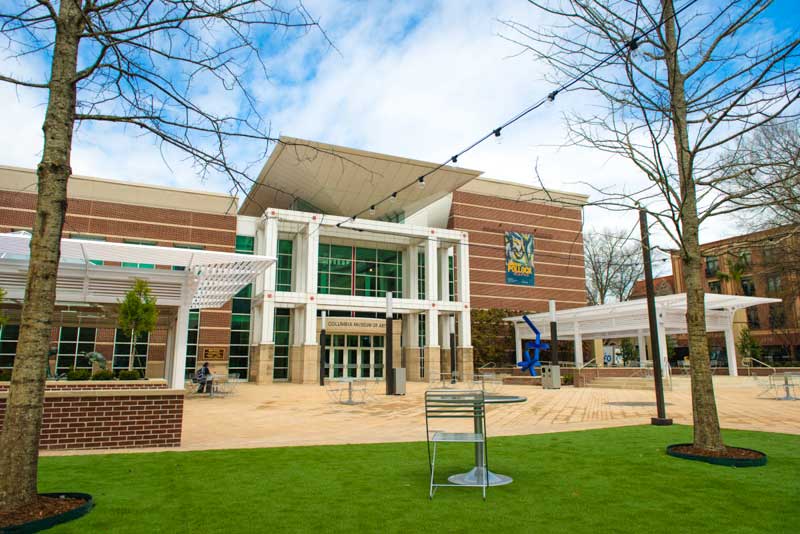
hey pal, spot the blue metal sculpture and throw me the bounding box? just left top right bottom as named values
left=517, top=315, right=549, bottom=377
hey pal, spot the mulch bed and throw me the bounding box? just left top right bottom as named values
left=669, top=444, right=765, bottom=460
left=0, top=495, right=87, bottom=529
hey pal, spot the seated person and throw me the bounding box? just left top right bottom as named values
left=195, top=362, right=213, bottom=394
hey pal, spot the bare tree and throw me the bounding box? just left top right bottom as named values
left=503, top=0, right=800, bottom=452
left=584, top=228, right=644, bottom=304
left=724, top=121, right=800, bottom=228
left=0, top=0, right=328, bottom=511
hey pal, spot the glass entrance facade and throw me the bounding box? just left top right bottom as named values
left=324, top=334, right=384, bottom=379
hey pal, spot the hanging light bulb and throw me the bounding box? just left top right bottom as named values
left=369, top=205, right=376, bottom=216
left=494, top=128, right=502, bottom=145
left=451, top=155, right=458, bottom=164
left=417, top=176, right=425, bottom=189
left=547, top=90, right=558, bottom=104
left=390, top=191, right=398, bottom=203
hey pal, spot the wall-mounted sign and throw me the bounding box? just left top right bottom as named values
left=202, top=348, right=226, bottom=361
left=504, top=231, right=535, bottom=286
left=318, top=318, right=400, bottom=334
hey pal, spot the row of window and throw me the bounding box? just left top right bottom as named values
left=746, top=304, right=788, bottom=330
left=707, top=275, right=782, bottom=296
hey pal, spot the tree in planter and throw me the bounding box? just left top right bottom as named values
left=503, top=0, right=800, bottom=453
left=0, top=1, right=329, bottom=511
left=620, top=338, right=639, bottom=366
left=117, top=279, right=158, bottom=373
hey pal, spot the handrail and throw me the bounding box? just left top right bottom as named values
left=578, top=358, right=596, bottom=369
left=478, top=362, right=496, bottom=369
left=742, top=357, right=776, bottom=376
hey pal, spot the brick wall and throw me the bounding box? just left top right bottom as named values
left=0, top=380, right=168, bottom=392
left=0, top=389, right=184, bottom=450
left=449, top=190, right=587, bottom=312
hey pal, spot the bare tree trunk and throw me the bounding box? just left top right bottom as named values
left=662, top=0, right=724, bottom=452
left=0, top=1, right=84, bottom=509
left=129, top=329, right=135, bottom=372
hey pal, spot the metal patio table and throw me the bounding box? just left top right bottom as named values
left=447, top=394, right=527, bottom=487
left=330, top=377, right=367, bottom=405
left=777, top=372, right=800, bottom=401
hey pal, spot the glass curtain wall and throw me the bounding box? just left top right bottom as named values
left=229, top=235, right=255, bottom=379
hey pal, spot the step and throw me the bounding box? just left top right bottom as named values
left=586, top=377, right=655, bottom=390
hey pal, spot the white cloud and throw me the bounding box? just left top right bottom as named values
left=0, top=0, right=760, bottom=255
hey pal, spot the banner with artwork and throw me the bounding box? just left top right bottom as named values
left=504, top=231, right=535, bottom=286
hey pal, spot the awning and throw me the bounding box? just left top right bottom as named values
left=0, top=232, right=274, bottom=309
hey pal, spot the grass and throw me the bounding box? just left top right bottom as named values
left=39, top=425, right=798, bottom=534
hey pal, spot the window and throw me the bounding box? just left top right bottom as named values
left=418, top=252, right=426, bottom=299
left=448, top=255, right=455, bottom=301
left=112, top=329, right=148, bottom=372
left=766, top=275, right=782, bottom=294
left=55, top=327, right=96, bottom=374
left=740, top=250, right=752, bottom=267
left=184, top=310, right=200, bottom=378
left=70, top=234, right=105, bottom=265
left=354, top=247, right=402, bottom=297
left=746, top=307, right=760, bottom=329
left=763, top=245, right=779, bottom=265
left=273, top=309, right=290, bottom=380
left=704, top=256, right=719, bottom=277
left=122, top=239, right=157, bottom=269
left=172, top=243, right=205, bottom=271
left=318, top=244, right=352, bottom=295
left=235, top=235, right=255, bottom=253
left=0, top=324, right=19, bottom=370
left=769, top=303, right=786, bottom=329
left=741, top=277, right=756, bottom=297
left=418, top=314, right=426, bottom=378
left=276, top=239, right=293, bottom=291
left=708, top=280, right=721, bottom=294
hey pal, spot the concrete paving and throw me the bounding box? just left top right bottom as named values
left=43, top=375, right=800, bottom=456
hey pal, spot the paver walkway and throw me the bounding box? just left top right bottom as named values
left=43, top=375, right=799, bottom=456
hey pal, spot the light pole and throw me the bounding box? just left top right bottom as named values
left=450, top=315, right=456, bottom=384
left=319, top=310, right=327, bottom=386
left=385, top=292, right=394, bottom=395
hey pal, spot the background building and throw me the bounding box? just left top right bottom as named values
left=0, top=137, right=589, bottom=383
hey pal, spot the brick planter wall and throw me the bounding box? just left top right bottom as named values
left=0, top=388, right=184, bottom=450
left=0, top=379, right=169, bottom=392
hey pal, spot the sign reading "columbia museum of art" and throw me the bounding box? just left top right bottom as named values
left=504, top=231, right=535, bottom=286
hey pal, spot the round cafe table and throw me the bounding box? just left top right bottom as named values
left=447, top=394, right=527, bottom=487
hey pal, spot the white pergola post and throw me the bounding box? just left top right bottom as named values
left=656, top=312, right=670, bottom=377
left=515, top=325, right=523, bottom=363
left=437, top=247, right=450, bottom=348
left=258, top=215, right=278, bottom=346
left=169, top=304, right=190, bottom=388
left=573, top=324, right=583, bottom=366
left=637, top=332, right=647, bottom=367
left=724, top=311, right=739, bottom=376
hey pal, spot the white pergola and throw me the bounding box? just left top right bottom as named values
left=505, top=293, right=781, bottom=376
left=0, top=232, right=275, bottom=387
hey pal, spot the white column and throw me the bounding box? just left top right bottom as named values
left=258, top=215, right=279, bottom=346
left=515, top=325, right=523, bottom=363
left=170, top=304, right=190, bottom=389
left=164, top=318, right=176, bottom=382
left=456, top=233, right=471, bottom=347
left=637, top=333, right=647, bottom=367
left=573, top=324, right=583, bottom=367
left=656, top=312, right=669, bottom=377
left=724, top=312, right=739, bottom=376
left=303, top=221, right=320, bottom=345
left=425, top=236, right=439, bottom=346
left=438, top=246, right=451, bottom=348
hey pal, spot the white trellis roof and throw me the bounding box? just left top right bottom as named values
left=505, top=293, right=782, bottom=340
left=0, top=232, right=274, bottom=309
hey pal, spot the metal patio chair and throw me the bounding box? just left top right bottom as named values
left=425, top=389, right=488, bottom=499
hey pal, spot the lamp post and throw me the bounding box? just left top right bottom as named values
left=385, top=292, right=394, bottom=395
left=319, top=310, right=327, bottom=386
left=549, top=300, right=559, bottom=365
left=639, top=208, right=672, bottom=426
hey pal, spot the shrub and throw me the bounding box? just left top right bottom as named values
left=117, top=369, right=141, bottom=380
left=0, top=369, right=11, bottom=382
left=561, top=374, right=574, bottom=386
left=66, top=368, right=92, bottom=381
left=91, top=370, right=115, bottom=381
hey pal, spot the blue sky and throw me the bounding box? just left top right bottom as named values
left=0, top=0, right=798, bottom=255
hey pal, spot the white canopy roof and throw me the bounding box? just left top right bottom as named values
left=0, top=232, right=274, bottom=309
left=505, top=293, right=782, bottom=340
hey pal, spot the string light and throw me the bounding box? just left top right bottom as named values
left=335, top=0, right=697, bottom=229
left=369, top=205, right=376, bottom=215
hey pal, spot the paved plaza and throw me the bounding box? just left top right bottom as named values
left=176, top=376, right=798, bottom=452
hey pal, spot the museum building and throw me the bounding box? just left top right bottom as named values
left=0, top=137, right=588, bottom=387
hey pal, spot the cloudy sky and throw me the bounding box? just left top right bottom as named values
left=0, top=0, right=797, bottom=260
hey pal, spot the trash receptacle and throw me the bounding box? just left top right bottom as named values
left=392, top=368, right=406, bottom=395
left=542, top=365, right=561, bottom=389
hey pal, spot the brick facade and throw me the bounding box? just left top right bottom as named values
left=0, top=388, right=184, bottom=450
left=449, top=190, right=587, bottom=312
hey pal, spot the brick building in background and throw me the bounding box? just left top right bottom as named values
left=641, top=226, right=800, bottom=365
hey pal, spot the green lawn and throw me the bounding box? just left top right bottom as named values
left=40, top=425, right=798, bottom=534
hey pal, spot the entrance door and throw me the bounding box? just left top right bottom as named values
left=325, top=334, right=384, bottom=379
